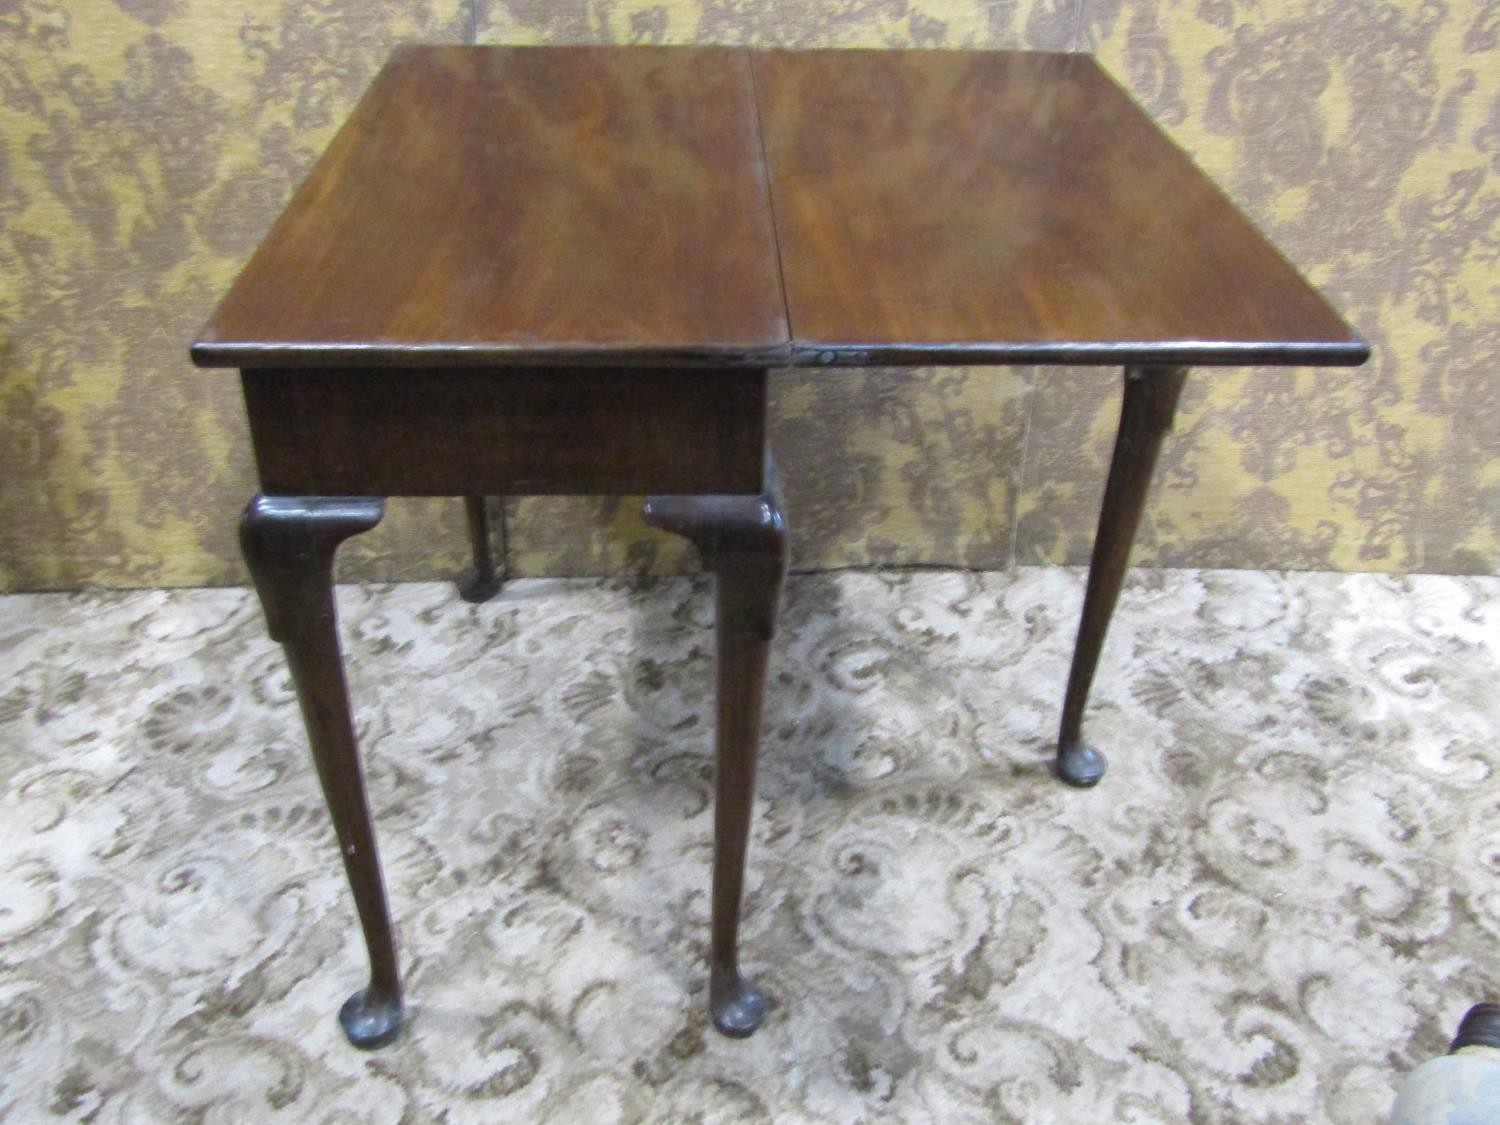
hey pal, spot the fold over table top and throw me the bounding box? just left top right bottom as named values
left=193, top=45, right=1368, bottom=371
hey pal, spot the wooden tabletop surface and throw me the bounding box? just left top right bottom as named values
left=194, top=45, right=1368, bottom=371
left=193, top=46, right=789, bottom=370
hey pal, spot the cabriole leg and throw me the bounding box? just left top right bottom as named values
left=644, top=466, right=789, bottom=1037
left=240, top=494, right=402, bottom=1048
left=1057, top=365, right=1188, bottom=787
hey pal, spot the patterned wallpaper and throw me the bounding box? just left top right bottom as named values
left=1, top=1, right=1496, bottom=590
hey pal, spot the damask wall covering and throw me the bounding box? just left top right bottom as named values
left=1, top=0, right=1496, bottom=591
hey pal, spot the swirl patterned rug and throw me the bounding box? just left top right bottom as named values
left=2, top=569, right=1496, bottom=1122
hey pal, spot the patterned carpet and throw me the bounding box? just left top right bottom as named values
left=2, top=568, right=1496, bottom=1122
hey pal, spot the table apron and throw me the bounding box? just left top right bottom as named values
left=241, top=366, right=768, bottom=497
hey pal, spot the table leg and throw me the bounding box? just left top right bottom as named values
left=1056, top=365, right=1188, bottom=788
left=456, top=495, right=504, bottom=603
left=643, top=469, right=788, bottom=1038
left=240, top=495, right=403, bottom=1049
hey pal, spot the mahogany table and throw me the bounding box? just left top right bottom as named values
left=192, top=45, right=1367, bottom=1048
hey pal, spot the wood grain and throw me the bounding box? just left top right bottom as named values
left=754, top=49, right=1368, bottom=368
left=194, top=46, right=788, bottom=369
left=241, top=367, right=768, bottom=496
left=196, top=46, right=1369, bottom=374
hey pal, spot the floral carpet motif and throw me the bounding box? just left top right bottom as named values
left=2, top=569, right=1496, bottom=1121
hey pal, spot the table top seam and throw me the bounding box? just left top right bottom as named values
left=746, top=52, right=797, bottom=363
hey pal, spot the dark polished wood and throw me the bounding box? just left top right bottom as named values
left=754, top=50, right=1368, bottom=369
left=457, top=496, right=503, bottom=603
left=241, top=367, right=767, bottom=497
left=239, top=495, right=402, bottom=1049
left=196, top=44, right=1370, bottom=1047
left=1057, top=366, right=1189, bottom=787
left=194, top=46, right=788, bottom=370
left=643, top=465, right=789, bottom=1037
left=193, top=46, right=1367, bottom=374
